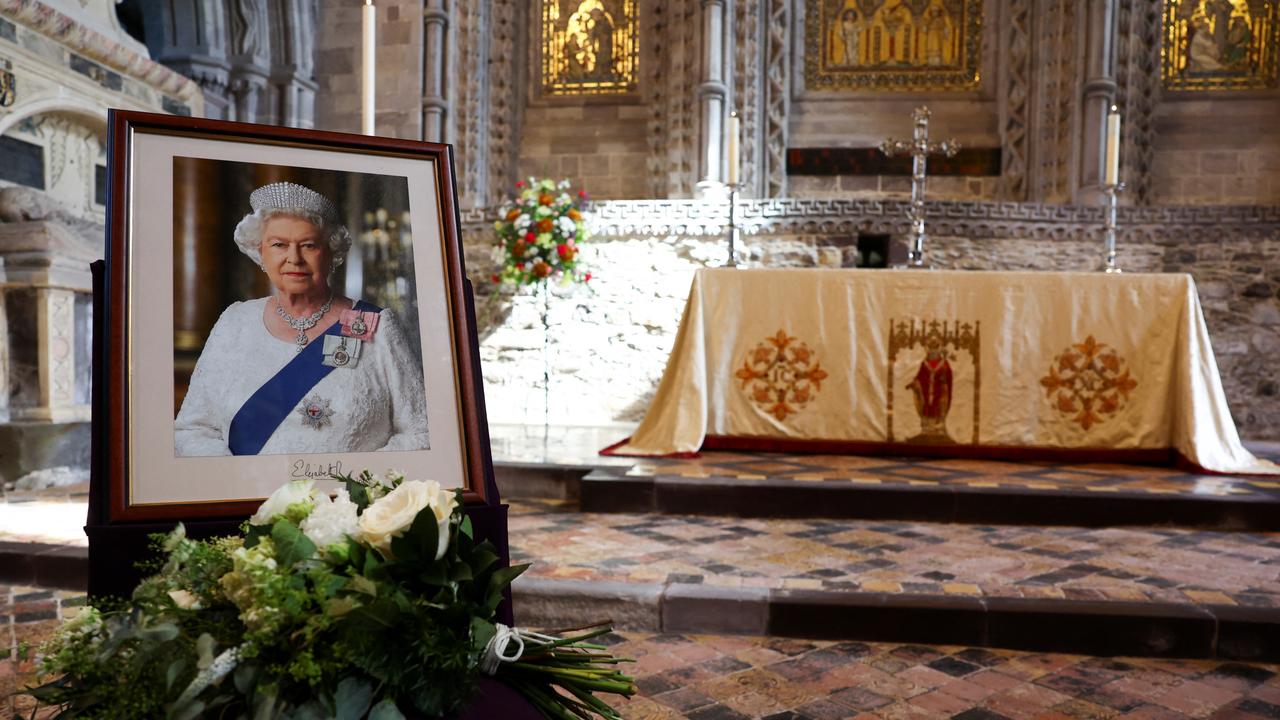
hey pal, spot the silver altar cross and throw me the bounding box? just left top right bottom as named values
left=879, top=106, right=960, bottom=268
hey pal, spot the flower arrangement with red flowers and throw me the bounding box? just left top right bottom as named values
left=492, top=178, right=590, bottom=287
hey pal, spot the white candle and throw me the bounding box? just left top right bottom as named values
left=1104, top=105, right=1121, bottom=186
left=727, top=112, right=741, bottom=186
left=361, top=0, right=376, bottom=135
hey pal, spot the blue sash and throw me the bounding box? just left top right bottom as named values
left=228, top=300, right=381, bottom=456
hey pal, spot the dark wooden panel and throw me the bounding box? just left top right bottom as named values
left=787, top=147, right=1002, bottom=177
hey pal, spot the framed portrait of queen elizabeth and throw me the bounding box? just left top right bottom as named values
left=103, top=110, right=489, bottom=521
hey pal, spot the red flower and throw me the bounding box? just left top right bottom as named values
left=491, top=274, right=500, bottom=283
left=556, top=244, right=568, bottom=258
left=515, top=180, right=525, bottom=188
left=525, top=231, right=535, bottom=241
left=584, top=273, right=592, bottom=282
left=516, top=262, right=525, bottom=270
left=577, top=190, right=587, bottom=198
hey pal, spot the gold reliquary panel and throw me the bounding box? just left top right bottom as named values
left=1162, top=0, right=1279, bottom=91
left=805, top=0, right=983, bottom=92
left=540, top=0, right=639, bottom=96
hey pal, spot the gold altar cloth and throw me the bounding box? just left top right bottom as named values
left=606, top=269, right=1278, bottom=475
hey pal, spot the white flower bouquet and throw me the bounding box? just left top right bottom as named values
left=25, top=471, right=634, bottom=719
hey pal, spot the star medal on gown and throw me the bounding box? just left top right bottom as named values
left=297, top=394, right=334, bottom=429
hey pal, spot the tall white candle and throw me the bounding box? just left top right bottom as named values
left=1104, top=105, right=1121, bottom=186
left=361, top=0, right=376, bottom=135
left=727, top=112, right=741, bottom=186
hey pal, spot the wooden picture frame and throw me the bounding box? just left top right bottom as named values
left=103, top=110, right=491, bottom=522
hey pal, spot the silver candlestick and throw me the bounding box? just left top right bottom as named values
left=1101, top=182, right=1125, bottom=273
left=726, top=183, right=741, bottom=267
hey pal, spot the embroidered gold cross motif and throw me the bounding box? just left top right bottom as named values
left=1040, top=336, right=1138, bottom=431
left=735, top=330, right=829, bottom=422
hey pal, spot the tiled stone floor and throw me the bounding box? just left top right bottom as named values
left=606, top=632, right=1280, bottom=720
left=509, top=500, right=1280, bottom=607
left=0, top=585, right=86, bottom=718
left=6, top=590, right=1280, bottom=720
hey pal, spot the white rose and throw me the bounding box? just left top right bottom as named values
left=357, top=480, right=456, bottom=559
left=250, top=480, right=320, bottom=525
left=300, top=488, right=360, bottom=549
left=168, top=589, right=202, bottom=610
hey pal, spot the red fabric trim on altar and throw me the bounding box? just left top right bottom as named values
left=598, top=436, right=701, bottom=459
left=600, top=434, right=1276, bottom=478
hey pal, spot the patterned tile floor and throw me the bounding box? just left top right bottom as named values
left=6, top=589, right=1280, bottom=720
left=607, top=633, right=1280, bottom=720
left=623, top=451, right=1280, bottom=500
left=509, top=500, right=1280, bottom=608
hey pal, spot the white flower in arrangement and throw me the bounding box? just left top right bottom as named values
left=232, top=544, right=278, bottom=571
left=556, top=193, right=570, bottom=205
left=250, top=479, right=322, bottom=526
left=357, top=479, right=457, bottom=559
left=557, top=216, right=577, bottom=236
left=515, top=214, right=532, bottom=231
left=536, top=233, right=553, bottom=247
left=557, top=179, right=570, bottom=189
left=300, top=488, right=360, bottom=549
left=540, top=179, right=556, bottom=191
left=535, top=205, right=553, bottom=218
left=168, top=589, right=202, bottom=610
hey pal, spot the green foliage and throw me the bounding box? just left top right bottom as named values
left=23, top=476, right=629, bottom=720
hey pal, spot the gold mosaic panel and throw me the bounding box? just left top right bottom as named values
left=540, top=0, right=638, bottom=96
left=1162, top=0, right=1279, bottom=90
left=805, top=0, right=983, bottom=92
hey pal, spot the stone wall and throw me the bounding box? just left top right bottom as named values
left=1149, top=97, right=1280, bottom=206
left=314, top=0, right=423, bottom=139
left=461, top=200, right=1280, bottom=440
left=517, top=102, right=650, bottom=200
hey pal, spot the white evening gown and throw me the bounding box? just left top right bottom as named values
left=174, top=298, right=430, bottom=456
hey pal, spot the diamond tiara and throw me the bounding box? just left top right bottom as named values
left=249, top=182, right=341, bottom=225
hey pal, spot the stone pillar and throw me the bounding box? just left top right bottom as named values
left=423, top=0, right=450, bottom=143
left=694, top=0, right=732, bottom=200
left=136, top=0, right=233, bottom=120
left=1077, top=0, right=1118, bottom=205
left=0, top=219, right=96, bottom=481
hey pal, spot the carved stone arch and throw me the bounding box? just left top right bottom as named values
left=0, top=99, right=109, bottom=140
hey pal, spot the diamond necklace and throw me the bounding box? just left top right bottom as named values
left=275, top=294, right=334, bottom=351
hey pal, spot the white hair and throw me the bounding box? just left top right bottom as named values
left=232, top=208, right=353, bottom=267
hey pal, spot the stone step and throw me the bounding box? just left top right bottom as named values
left=507, top=499, right=1280, bottom=661
left=579, top=466, right=1280, bottom=531
left=511, top=577, right=1280, bottom=662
